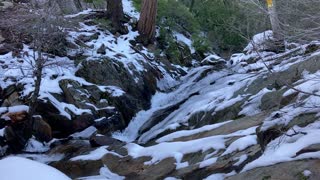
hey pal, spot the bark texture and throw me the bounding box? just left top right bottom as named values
left=267, top=0, right=284, bottom=51
left=107, top=0, right=127, bottom=34
left=137, top=0, right=157, bottom=45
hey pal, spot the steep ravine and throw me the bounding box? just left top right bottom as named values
left=1, top=1, right=320, bottom=180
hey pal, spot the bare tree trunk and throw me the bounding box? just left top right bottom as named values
left=267, top=0, right=283, bottom=42
left=28, top=51, right=43, bottom=122
left=138, top=0, right=157, bottom=45
left=107, top=0, right=127, bottom=34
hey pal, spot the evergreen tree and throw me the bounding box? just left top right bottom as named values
left=137, top=0, right=158, bottom=45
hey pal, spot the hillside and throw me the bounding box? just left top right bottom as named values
left=1, top=0, right=320, bottom=180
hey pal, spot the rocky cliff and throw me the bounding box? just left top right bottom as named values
left=1, top=1, right=320, bottom=180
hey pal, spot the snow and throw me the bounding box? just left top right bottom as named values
left=244, top=30, right=273, bottom=53
left=164, top=177, right=180, bottom=180
left=156, top=120, right=233, bottom=143
left=222, top=135, right=257, bottom=156
left=77, top=166, right=124, bottom=180
left=71, top=126, right=97, bottom=139
left=0, top=105, right=29, bottom=115
left=174, top=32, right=195, bottom=53
left=199, top=157, right=218, bottom=168
left=105, top=86, right=125, bottom=97
left=122, top=0, right=140, bottom=19
left=204, top=171, right=236, bottom=180
left=303, top=170, right=312, bottom=177
left=0, top=157, right=70, bottom=180
left=1, top=4, right=320, bottom=179
left=17, top=154, right=64, bottom=164
left=239, top=88, right=274, bottom=116
left=126, top=136, right=226, bottom=167
left=201, top=54, right=225, bottom=64
left=114, top=65, right=256, bottom=143
left=64, top=9, right=93, bottom=18
left=24, top=138, right=50, bottom=153
left=126, top=126, right=257, bottom=168
left=71, top=146, right=110, bottom=161
left=234, top=154, right=248, bottom=166
left=242, top=121, right=320, bottom=172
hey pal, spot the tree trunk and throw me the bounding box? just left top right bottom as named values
left=267, top=0, right=283, bottom=42
left=107, top=0, right=127, bottom=34
left=28, top=51, right=43, bottom=123
left=137, top=0, right=157, bottom=45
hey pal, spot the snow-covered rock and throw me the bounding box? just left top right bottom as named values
left=0, top=157, right=70, bottom=180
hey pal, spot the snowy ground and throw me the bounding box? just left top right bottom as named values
left=1, top=1, right=320, bottom=179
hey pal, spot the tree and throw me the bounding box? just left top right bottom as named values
left=266, top=0, right=283, bottom=44
left=138, top=0, right=158, bottom=45
left=106, top=0, right=128, bottom=34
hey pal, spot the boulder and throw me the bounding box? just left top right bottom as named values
left=72, top=114, right=95, bottom=132
left=256, top=112, right=317, bottom=151
left=94, top=113, right=125, bottom=135
left=32, top=116, right=52, bottom=143
left=51, top=160, right=103, bottom=179
left=49, top=141, right=102, bottom=178
left=1, top=85, right=23, bottom=107
left=97, top=44, right=106, bottom=55
left=4, top=120, right=32, bottom=153
left=75, top=58, right=161, bottom=122
left=201, top=54, right=227, bottom=70
left=227, top=159, right=320, bottom=180
left=77, top=33, right=100, bottom=43
left=89, top=135, right=124, bottom=147
left=102, top=153, right=176, bottom=180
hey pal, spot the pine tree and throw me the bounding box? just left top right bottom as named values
left=137, top=0, right=158, bottom=45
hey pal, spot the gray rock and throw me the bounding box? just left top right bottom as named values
left=75, top=58, right=160, bottom=120
left=97, top=44, right=106, bottom=55
left=227, top=159, right=320, bottom=180
left=102, top=153, right=176, bottom=180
